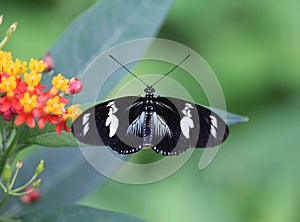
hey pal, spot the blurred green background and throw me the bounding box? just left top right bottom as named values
left=1, top=0, right=300, bottom=221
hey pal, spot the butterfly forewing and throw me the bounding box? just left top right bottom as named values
left=71, top=96, right=145, bottom=154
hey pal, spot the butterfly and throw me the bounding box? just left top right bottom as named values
left=71, top=55, right=229, bottom=156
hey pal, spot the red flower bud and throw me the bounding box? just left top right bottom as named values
left=42, top=53, right=54, bottom=72
left=65, top=78, right=83, bottom=95
left=20, top=186, right=40, bottom=205
left=2, top=109, right=14, bottom=121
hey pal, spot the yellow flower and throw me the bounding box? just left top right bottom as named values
left=0, top=51, right=13, bottom=63
left=63, top=105, right=82, bottom=120
left=0, top=75, right=17, bottom=97
left=14, top=59, right=27, bottom=75
left=20, top=92, right=37, bottom=112
left=0, top=51, right=26, bottom=76
left=24, top=71, right=41, bottom=91
left=52, top=74, right=69, bottom=92
left=1, top=58, right=27, bottom=76
left=29, top=59, right=46, bottom=73
left=44, top=95, right=65, bottom=115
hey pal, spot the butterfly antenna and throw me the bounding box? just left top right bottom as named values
left=151, top=54, right=190, bottom=87
left=109, top=55, right=148, bottom=87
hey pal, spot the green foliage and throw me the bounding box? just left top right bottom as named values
left=17, top=205, right=145, bottom=222
left=0, top=0, right=173, bottom=220
left=1, top=0, right=298, bottom=221
left=18, top=123, right=78, bottom=147
left=160, top=0, right=300, bottom=112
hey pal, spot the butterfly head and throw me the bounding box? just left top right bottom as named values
left=144, top=86, right=155, bottom=96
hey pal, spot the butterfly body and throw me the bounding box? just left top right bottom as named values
left=72, top=86, right=229, bottom=156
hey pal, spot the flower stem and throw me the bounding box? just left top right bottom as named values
left=0, top=118, right=8, bottom=152
left=0, top=156, right=8, bottom=179
left=9, top=166, right=20, bottom=190
left=0, top=125, right=24, bottom=176
left=0, top=192, right=9, bottom=209
left=6, top=125, right=24, bottom=156
left=11, top=173, right=37, bottom=193
left=0, top=181, right=6, bottom=193
left=10, top=188, right=34, bottom=197
left=0, top=22, right=17, bottom=50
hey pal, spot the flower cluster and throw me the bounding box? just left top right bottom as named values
left=1, top=160, right=44, bottom=205
left=0, top=50, right=83, bottom=134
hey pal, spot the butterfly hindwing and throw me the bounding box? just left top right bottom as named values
left=71, top=96, right=144, bottom=154
left=150, top=97, right=182, bottom=155
left=151, top=97, right=229, bottom=155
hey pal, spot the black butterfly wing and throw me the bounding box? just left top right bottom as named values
left=194, top=104, right=229, bottom=147
left=71, top=96, right=144, bottom=154
left=72, top=96, right=229, bottom=156
left=151, top=97, right=229, bottom=156
left=150, top=97, right=182, bottom=155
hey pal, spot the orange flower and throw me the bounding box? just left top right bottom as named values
left=54, top=105, right=82, bottom=135
left=0, top=75, right=17, bottom=96
left=0, top=50, right=82, bottom=134
left=14, top=92, right=37, bottom=128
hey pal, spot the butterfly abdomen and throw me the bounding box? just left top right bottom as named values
left=142, top=104, right=154, bottom=147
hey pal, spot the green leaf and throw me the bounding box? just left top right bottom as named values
left=0, top=218, right=22, bottom=222
left=210, top=108, right=249, bottom=126
left=20, top=130, right=77, bottom=147
left=17, top=205, right=145, bottom=222
left=0, top=0, right=173, bottom=216
left=50, top=0, right=173, bottom=78
left=19, top=123, right=78, bottom=147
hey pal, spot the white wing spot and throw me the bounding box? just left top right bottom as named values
left=106, top=101, right=115, bottom=107
left=83, top=122, right=90, bottom=136
left=185, top=103, right=193, bottom=109
left=180, top=104, right=194, bottom=139
left=82, top=113, right=91, bottom=136
left=108, top=115, right=119, bottom=137
left=210, top=126, right=217, bottom=138
left=210, top=115, right=218, bottom=127
left=82, top=113, right=90, bottom=125
left=105, top=101, right=119, bottom=137
left=210, top=115, right=218, bottom=138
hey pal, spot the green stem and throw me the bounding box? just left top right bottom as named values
left=0, top=156, right=8, bottom=180
left=9, top=167, right=20, bottom=190
left=5, top=125, right=24, bottom=157
left=0, top=121, right=8, bottom=152
left=0, top=118, right=4, bottom=152
left=10, top=188, right=34, bottom=197
left=0, top=36, right=9, bottom=51
left=0, top=22, right=17, bottom=50
left=0, top=125, right=24, bottom=177
left=0, top=181, right=6, bottom=192
left=0, top=192, right=9, bottom=209
left=11, top=173, right=37, bottom=193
